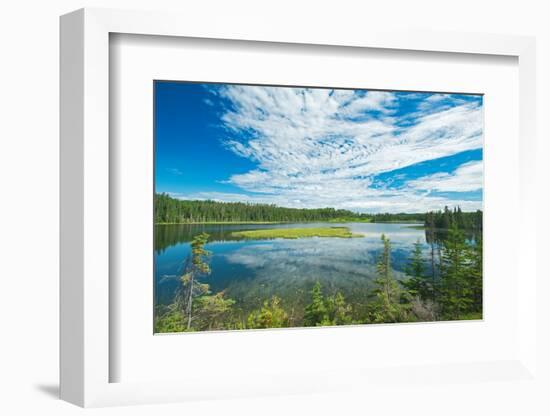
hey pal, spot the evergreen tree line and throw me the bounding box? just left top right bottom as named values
left=154, top=226, right=483, bottom=333
left=425, top=206, right=483, bottom=232
left=155, top=193, right=365, bottom=223
left=370, top=212, right=426, bottom=222
left=155, top=193, right=483, bottom=228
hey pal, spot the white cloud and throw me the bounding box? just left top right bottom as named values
left=341, top=90, right=397, bottom=115
left=171, top=188, right=482, bottom=214
left=196, top=86, right=483, bottom=213
left=407, top=160, right=483, bottom=192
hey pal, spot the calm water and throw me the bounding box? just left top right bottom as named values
left=155, top=222, right=429, bottom=315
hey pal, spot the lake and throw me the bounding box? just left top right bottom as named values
left=155, top=222, right=430, bottom=316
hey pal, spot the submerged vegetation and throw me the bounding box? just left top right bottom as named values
left=155, top=220, right=483, bottom=333
left=231, top=227, right=362, bottom=240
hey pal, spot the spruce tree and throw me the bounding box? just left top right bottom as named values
left=177, top=232, right=212, bottom=329
left=402, top=239, right=432, bottom=301
left=370, top=234, right=407, bottom=323
left=325, top=292, right=353, bottom=325
left=467, top=236, right=483, bottom=313
left=440, top=225, right=472, bottom=319
left=247, top=296, right=290, bottom=329
left=193, top=292, right=235, bottom=331
left=303, top=281, right=328, bottom=326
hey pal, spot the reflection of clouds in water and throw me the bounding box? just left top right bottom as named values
left=346, top=223, right=426, bottom=246
left=158, top=274, right=178, bottom=285
left=221, top=227, right=420, bottom=308
left=156, top=223, right=428, bottom=309
left=224, top=224, right=425, bottom=280
left=225, top=238, right=379, bottom=280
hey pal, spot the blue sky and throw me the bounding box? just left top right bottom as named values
left=155, top=81, right=483, bottom=213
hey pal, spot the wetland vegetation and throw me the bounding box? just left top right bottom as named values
left=153, top=82, right=484, bottom=333
left=154, top=195, right=483, bottom=333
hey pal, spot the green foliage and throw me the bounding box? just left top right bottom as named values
left=457, top=311, right=483, bottom=320
left=303, top=282, right=353, bottom=326
left=155, top=193, right=370, bottom=224
left=401, top=239, right=434, bottom=301
left=154, top=211, right=483, bottom=332
left=157, top=233, right=237, bottom=332
left=154, top=305, right=185, bottom=333
left=327, top=217, right=372, bottom=223
left=192, top=292, right=236, bottom=331
left=155, top=194, right=483, bottom=233
left=371, top=212, right=426, bottom=223
left=469, top=236, right=483, bottom=313
left=369, top=235, right=410, bottom=323
left=231, top=227, right=362, bottom=240
left=407, top=240, right=425, bottom=278
left=424, top=206, right=482, bottom=233
left=190, top=232, right=211, bottom=274
left=176, top=232, right=212, bottom=329
left=156, top=292, right=236, bottom=333
left=303, top=282, right=329, bottom=326
left=439, top=226, right=473, bottom=319
left=325, top=292, right=353, bottom=325
left=247, top=296, right=290, bottom=329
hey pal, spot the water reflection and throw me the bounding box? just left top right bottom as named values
left=155, top=222, right=430, bottom=313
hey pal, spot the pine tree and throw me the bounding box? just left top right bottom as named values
left=325, top=292, right=353, bottom=325
left=303, top=281, right=329, bottom=326
left=425, top=211, right=438, bottom=282
left=468, top=235, right=483, bottom=313
left=402, top=239, right=433, bottom=301
left=247, top=296, right=290, bottom=329
left=455, top=206, right=464, bottom=229
left=442, top=206, right=451, bottom=229
left=177, top=232, right=212, bottom=329
left=193, top=292, right=235, bottom=330
left=370, top=234, right=407, bottom=323
left=440, top=225, right=472, bottom=319
left=408, top=240, right=425, bottom=278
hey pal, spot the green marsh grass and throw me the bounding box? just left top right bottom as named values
left=231, top=226, right=363, bottom=240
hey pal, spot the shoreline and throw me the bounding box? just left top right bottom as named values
left=156, top=221, right=285, bottom=225
left=154, top=220, right=421, bottom=225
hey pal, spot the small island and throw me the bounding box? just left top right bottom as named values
left=231, top=226, right=363, bottom=240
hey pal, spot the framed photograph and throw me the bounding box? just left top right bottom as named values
left=60, top=8, right=538, bottom=408
left=153, top=80, right=484, bottom=334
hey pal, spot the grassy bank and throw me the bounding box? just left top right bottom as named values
left=156, top=219, right=372, bottom=225
left=231, top=226, right=363, bottom=239
left=327, top=217, right=372, bottom=223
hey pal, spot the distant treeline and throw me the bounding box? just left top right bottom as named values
left=425, top=206, right=482, bottom=232
left=155, top=193, right=368, bottom=223
left=155, top=193, right=482, bottom=228
left=370, top=212, right=426, bottom=223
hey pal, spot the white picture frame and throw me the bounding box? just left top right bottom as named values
left=60, top=7, right=538, bottom=408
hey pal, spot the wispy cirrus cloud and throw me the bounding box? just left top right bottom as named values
left=407, top=160, right=483, bottom=193
left=195, top=86, right=483, bottom=213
